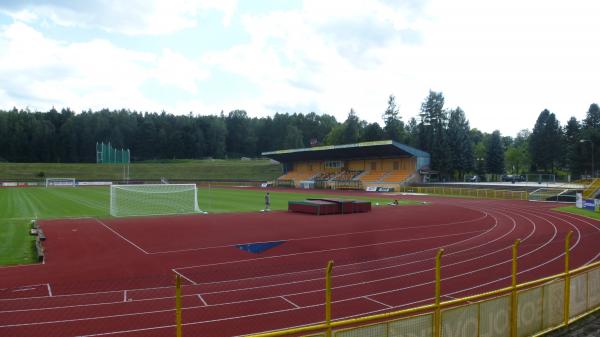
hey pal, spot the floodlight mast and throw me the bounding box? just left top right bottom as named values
left=581, top=139, right=595, bottom=178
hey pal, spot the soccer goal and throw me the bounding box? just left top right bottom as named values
left=45, top=178, right=76, bottom=187
left=109, top=184, right=202, bottom=217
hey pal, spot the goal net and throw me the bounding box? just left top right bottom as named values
left=110, top=184, right=201, bottom=217
left=45, top=178, right=76, bottom=187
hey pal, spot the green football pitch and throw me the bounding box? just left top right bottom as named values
left=0, top=186, right=409, bottom=265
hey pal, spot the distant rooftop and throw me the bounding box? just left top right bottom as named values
left=262, top=140, right=430, bottom=162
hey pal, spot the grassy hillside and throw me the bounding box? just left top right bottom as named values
left=0, top=159, right=282, bottom=181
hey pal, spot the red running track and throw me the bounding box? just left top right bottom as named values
left=1, top=194, right=600, bottom=337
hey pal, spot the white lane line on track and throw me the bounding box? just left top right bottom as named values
left=173, top=269, right=197, bottom=285
left=0, top=212, right=512, bottom=320
left=0, top=215, right=499, bottom=311
left=92, top=219, right=149, bottom=254
left=123, top=291, right=127, bottom=302
left=280, top=296, right=299, bottom=308
left=2, top=202, right=592, bottom=330
left=0, top=210, right=494, bottom=304
left=546, top=211, right=600, bottom=263
left=176, top=229, right=490, bottom=270
left=364, top=296, right=392, bottom=308
left=197, top=294, right=208, bottom=306
left=444, top=294, right=472, bottom=304
left=12, top=288, right=36, bottom=292
left=46, top=284, right=53, bottom=297
left=149, top=212, right=490, bottom=254
left=2, top=205, right=591, bottom=333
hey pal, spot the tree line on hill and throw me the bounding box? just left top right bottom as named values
left=0, top=91, right=598, bottom=180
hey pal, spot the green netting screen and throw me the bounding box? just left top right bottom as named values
left=96, top=142, right=130, bottom=164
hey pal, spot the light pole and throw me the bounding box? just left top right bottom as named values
left=581, top=139, right=595, bottom=178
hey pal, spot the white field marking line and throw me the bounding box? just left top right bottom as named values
left=234, top=299, right=437, bottom=337
left=279, top=296, right=299, bottom=308
left=46, top=284, right=52, bottom=297
left=0, top=220, right=499, bottom=313
left=444, top=294, right=473, bottom=304
left=0, top=202, right=543, bottom=318
left=1, top=208, right=577, bottom=331
left=363, top=296, right=392, bottom=308
left=177, top=214, right=497, bottom=284
left=239, top=208, right=597, bottom=337
left=92, top=218, right=149, bottom=254
left=0, top=208, right=497, bottom=310
left=149, top=212, right=490, bottom=254
left=177, top=206, right=544, bottom=303
left=1, top=203, right=579, bottom=321
left=545, top=210, right=600, bottom=264
left=176, top=229, right=489, bottom=271
left=434, top=208, right=583, bottom=298
left=0, top=205, right=494, bottom=304
left=0, top=210, right=511, bottom=316
left=173, top=269, right=197, bottom=285
left=197, top=294, right=208, bottom=306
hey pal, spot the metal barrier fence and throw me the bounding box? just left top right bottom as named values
left=214, top=232, right=599, bottom=337
left=399, top=185, right=528, bottom=201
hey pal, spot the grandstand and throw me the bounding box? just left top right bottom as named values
left=262, top=140, right=430, bottom=190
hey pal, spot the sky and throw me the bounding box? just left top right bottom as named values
left=0, top=0, right=599, bottom=137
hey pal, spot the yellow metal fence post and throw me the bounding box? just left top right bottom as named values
left=564, top=231, right=573, bottom=326
left=175, top=274, right=182, bottom=337
left=510, top=239, right=520, bottom=337
left=325, top=260, right=334, bottom=337
left=434, top=249, right=444, bottom=337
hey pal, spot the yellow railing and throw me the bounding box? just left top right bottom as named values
left=212, top=232, right=600, bottom=337
left=399, top=185, right=528, bottom=200
left=583, top=178, right=600, bottom=199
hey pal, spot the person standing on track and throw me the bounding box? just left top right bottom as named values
left=264, top=192, right=271, bottom=212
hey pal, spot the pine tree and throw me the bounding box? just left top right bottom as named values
left=565, top=117, right=582, bottom=176
left=446, top=107, right=473, bottom=179
left=418, top=91, right=449, bottom=174
left=382, top=95, right=404, bottom=142
left=486, top=130, right=505, bottom=179
left=529, top=109, right=563, bottom=173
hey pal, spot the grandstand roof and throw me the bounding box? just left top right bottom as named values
left=262, top=140, right=430, bottom=162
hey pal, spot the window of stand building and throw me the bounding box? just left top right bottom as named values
left=325, top=161, right=343, bottom=169
left=370, top=162, right=377, bottom=170
left=393, top=161, right=399, bottom=170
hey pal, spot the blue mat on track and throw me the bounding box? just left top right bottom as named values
left=235, top=240, right=285, bottom=254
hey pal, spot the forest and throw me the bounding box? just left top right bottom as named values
left=0, top=91, right=598, bottom=180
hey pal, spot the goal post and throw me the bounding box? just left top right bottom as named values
left=110, top=184, right=202, bottom=217
left=45, top=178, right=76, bottom=187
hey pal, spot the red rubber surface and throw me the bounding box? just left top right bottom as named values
left=1, top=192, right=599, bottom=337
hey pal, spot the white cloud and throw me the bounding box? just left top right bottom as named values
left=0, top=0, right=237, bottom=35
left=1, top=0, right=599, bottom=137
left=203, top=0, right=600, bottom=136
left=0, top=22, right=209, bottom=113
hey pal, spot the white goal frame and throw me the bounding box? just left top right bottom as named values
left=109, top=183, right=201, bottom=217
left=45, top=178, right=76, bottom=187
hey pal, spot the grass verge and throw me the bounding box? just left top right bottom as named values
left=0, top=220, right=36, bottom=265
left=553, top=206, right=600, bottom=220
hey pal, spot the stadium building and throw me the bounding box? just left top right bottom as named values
left=262, top=140, right=430, bottom=190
